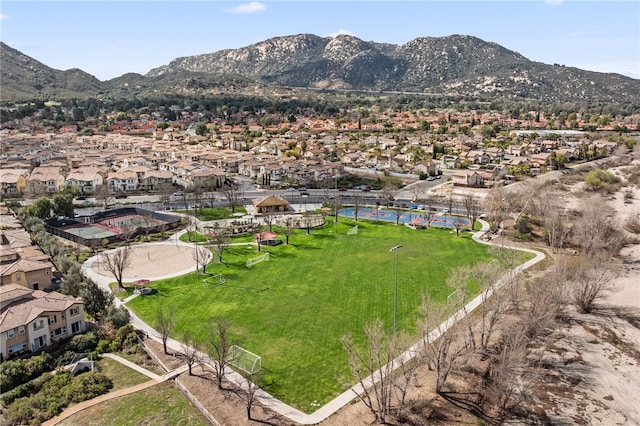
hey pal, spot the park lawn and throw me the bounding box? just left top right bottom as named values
left=94, top=357, right=150, bottom=390
left=127, top=218, right=521, bottom=413
left=57, top=382, right=208, bottom=426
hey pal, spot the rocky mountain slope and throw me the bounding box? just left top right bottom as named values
left=146, top=33, right=639, bottom=103
left=2, top=34, right=639, bottom=104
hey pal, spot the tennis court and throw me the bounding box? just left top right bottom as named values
left=339, top=207, right=471, bottom=228
left=46, top=207, right=181, bottom=247
left=59, top=223, right=118, bottom=239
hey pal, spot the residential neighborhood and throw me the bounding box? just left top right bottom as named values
left=0, top=106, right=628, bottom=199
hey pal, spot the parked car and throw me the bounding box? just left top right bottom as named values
left=115, top=193, right=128, bottom=199
left=338, top=187, right=347, bottom=191
left=427, top=176, right=436, bottom=181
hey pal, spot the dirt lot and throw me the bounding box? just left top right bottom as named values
left=91, top=243, right=197, bottom=280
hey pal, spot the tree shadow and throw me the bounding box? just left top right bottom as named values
left=438, top=390, right=498, bottom=425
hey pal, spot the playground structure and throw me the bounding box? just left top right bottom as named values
left=227, top=344, right=262, bottom=375
left=246, top=252, right=269, bottom=268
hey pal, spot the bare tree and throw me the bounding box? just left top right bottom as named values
left=157, top=182, right=174, bottom=205
left=244, top=370, right=263, bottom=421
left=301, top=214, right=315, bottom=234
left=484, top=188, right=509, bottom=233
left=185, top=215, right=198, bottom=242
left=420, top=295, right=468, bottom=395
left=156, top=304, right=175, bottom=355
left=180, top=331, right=201, bottom=375
left=381, top=183, right=398, bottom=208
left=521, top=259, right=571, bottom=338
left=100, top=244, right=133, bottom=291
left=570, top=256, right=620, bottom=313
left=461, top=194, right=482, bottom=229
left=409, top=185, right=424, bottom=206
left=222, top=184, right=243, bottom=214
left=422, top=194, right=436, bottom=228
left=351, top=192, right=363, bottom=222
left=207, top=224, right=231, bottom=263
left=93, top=184, right=113, bottom=210
left=262, top=212, right=276, bottom=233
left=453, top=216, right=466, bottom=237
left=544, top=209, right=571, bottom=253
left=207, top=317, right=232, bottom=390
left=280, top=216, right=297, bottom=245
left=572, top=197, right=626, bottom=256
left=340, top=319, right=416, bottom=423
left=446, top=263, right=503, bottom=352
left=446, top=191, right=456, bottom=216
left=487, top=325, right=531, bottom=416
left=191, top=182, right=205, bottom=215
left=192, top=245, right=211, bottom=273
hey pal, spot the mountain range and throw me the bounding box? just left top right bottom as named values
left=2, top=34, right=639, bottom=104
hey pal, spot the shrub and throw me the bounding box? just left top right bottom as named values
left=585, top=168, right=620, bottom=191
left=0, top=352, right=54, bottom=392
left=106, top=305, right=130, bottom=328
left=69, top=332, right=98, bottom=353
left=96, top=339, right=112, bottom=354
left=62, top=372, right=113, bottom=403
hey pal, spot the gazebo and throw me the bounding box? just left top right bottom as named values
left=133, top=279, right=152, bottom=294
left=254, top=231, right=282, bottom=246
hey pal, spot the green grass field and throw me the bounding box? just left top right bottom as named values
left=127, top=217, right=516, bottom=413
left=57, top=383, right=208, bottom=426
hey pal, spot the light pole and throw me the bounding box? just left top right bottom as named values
left=333, top=175, right=339, bottom=234
left=389, top=244, right=402, bottom=333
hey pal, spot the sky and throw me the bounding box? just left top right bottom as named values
left=1, top=1, right=639, bottom=81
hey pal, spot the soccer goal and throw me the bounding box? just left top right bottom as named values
left=246, top=252, right=269, bottom=268
left=227, top=345, right=262, bottom=374
left=203, top=274, right=225, bottom=288
left=347, top=225, right=359, bottom=235
left=447, top=288, right=465, bottom=305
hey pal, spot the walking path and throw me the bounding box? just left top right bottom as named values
left=43, top=354, right=189, bottom=426
left=81, top=220, right=546, bottom=425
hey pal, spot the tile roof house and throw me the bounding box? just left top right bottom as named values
left=1, top=234, right=56, bottom=292
left=65, top=167, right=104, bottom=194
left=0, top=284, right=85, bottom=361
left=106, top=169, right=139, bottom=193
left=0, top=169, right=28, bottom=197
left=452, top=170, right=484, bottom=187
left=26, top=166, right=66, bottom=195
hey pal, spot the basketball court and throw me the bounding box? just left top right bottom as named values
left=339, top=207, right=471, bottom=228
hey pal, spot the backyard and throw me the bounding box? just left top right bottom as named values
left=126, top=217, right=522, bottom=413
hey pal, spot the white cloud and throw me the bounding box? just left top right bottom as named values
left=228, top=2, right=267, bottom=14
left=0, top=13, right=9, bottom=21
left=544, top=0, right=564, bottom=5
left=327, top=29, right=356, bottom=38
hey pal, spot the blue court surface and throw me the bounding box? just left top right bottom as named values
left=339, top=207, right=471, bottom=229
